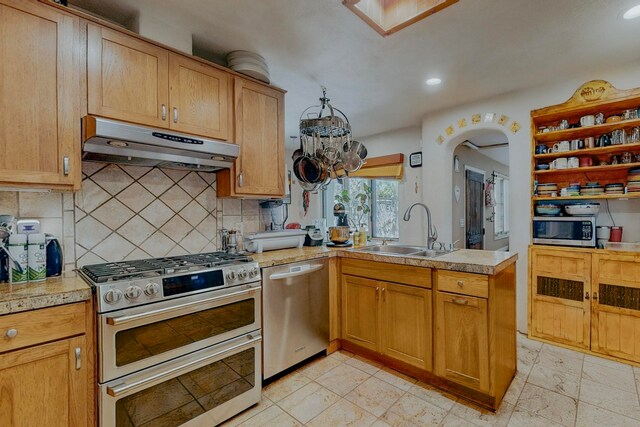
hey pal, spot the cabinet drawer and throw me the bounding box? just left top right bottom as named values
left=0, top=303, right=86, bottom=354
left=437, top=271, right=488, bottom=298
left=341, top=259, right=431, bottom=288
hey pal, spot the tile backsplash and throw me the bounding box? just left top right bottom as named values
left=0, top=162, right=264, bottom=273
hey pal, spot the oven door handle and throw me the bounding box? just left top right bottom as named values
left=269, top=264, right=324, bottom=281
left=105, top=285, right=259, bottom=326
left=106, top=334, right=262, bottom=398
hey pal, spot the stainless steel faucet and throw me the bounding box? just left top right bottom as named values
left=403, top=203, right=438, bottom=249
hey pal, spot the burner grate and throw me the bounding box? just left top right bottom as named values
left=80, top=252, right=252, bottom=284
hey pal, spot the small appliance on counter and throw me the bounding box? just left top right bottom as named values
left=304, top=226, right=324, bottom=247
left=333, top=203, right=349, bottom=227
left=45, top=234, right=63, bottom=277
left=243, top=229, right=307, bottom=253
left=533, top=216, right=596, bottom=247
left=327, top=226, right=352, bottom=247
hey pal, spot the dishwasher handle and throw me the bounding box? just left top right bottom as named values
left=269, top=264, right=325, bottom=281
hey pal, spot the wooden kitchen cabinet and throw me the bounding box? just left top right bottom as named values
left=87, top=23, right=169, bottom=128
left=217, top=78, right=285, bottom=198
left=529, top=246, right=591, bottom=349
left=591, top=252, right=640, bottom=363
left=0, top=0, right=81, bottom=190
left=168, top=53, right=230, bottom=140
left=0, top=301, right=94, bottom=427
left=341, top=259, right=432, bottom=371
left=435, top=291, right=489, bottom=393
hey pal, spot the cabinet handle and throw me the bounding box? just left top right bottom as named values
left=452, top=298, right=468, bottom=305
left=457, top=280, right=464, bottom=287
left=161, top=104, right=167, bottom=120
left=63, top=156, right=69, bottom=176
left=75, top=347, right=81, bottom=370
left=173, top=107, right=178, bottom=123
left=238, top=171, right=244, bottom=187
left=593, top=292, right=598, bottom=301
left=375, top=287, right=380, bottom=301
left=585, top=292, right=590, bottom=300
left=5, top=328, right=17, bottom=338
left=382, top=288, right=386, bottom=301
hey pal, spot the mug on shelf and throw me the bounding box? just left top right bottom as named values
left=551, top=157, right=568, bottom=170
left=624, top=109, right=637, bottom=121
left=579, top=157, right=593, bottom=167
left=559, top=119, right=569, bottom=130
left=580, top=115, right=595, bottom=127
left=598, top=134, right=611, bottom=147
left=552, top=141, right=570, bottom=152
left=585, top=136, right=595, bottom=148
left=570, top=139, right=581, bottom=150
left=567, top=157, right=579, bottom=168
left=595, top=112, right=605, bottom=125
left=535, top=144, right=548, bottom=154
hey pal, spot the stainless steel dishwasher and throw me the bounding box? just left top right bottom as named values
left=262, top=258, right=329, bottom=379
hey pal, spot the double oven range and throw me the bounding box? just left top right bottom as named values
left=79, top=252, right=262, bottom=427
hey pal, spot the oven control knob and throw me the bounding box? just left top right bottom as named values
left=104, top=288, right=123, bottom=304
left=124, top=285, right=142, bottom=300
left=238, top=269, right=248, bottom=280
left=249, top=268, right=259, bottom=278
left=226, top=271, right=236, bottom=282
left=144, top=282, right=160, bottom=296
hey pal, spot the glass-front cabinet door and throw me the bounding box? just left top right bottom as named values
left=592, top=253, right=640, bottom=363
left=529, top=247, right=591, bottom=349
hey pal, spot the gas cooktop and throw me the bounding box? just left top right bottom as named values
left=80, top=252, right=253, bottom=284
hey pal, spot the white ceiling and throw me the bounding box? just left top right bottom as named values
left=72, top=0, right=640, bottom=147
left=467, top=131, right=509, bottom=166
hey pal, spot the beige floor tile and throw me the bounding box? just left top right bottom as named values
left=316, top=363, right=371, bottom=396
left=297, top=355, right=344, bottom=380
left=407, top=381, right=457, bottom=411
left=384, top=394, right=449, bottom=426
left=307, top=398, right=378, bottom=427
left=344, top=376, right=405, bottom=417
left=540, top=343, right=584, bottom=360
left=584, top=354, right=633, bottom=370
left=345, top=355, right=384, bottom=375
left=534, top=346, right=583, bottom=377
left=221, top=396, right=273, bottom=426
left=330, top=349, right=355, bottom=362
left=237, top=404, right=301, bottom=427
left=449, top=400, right=514, bottom=427
left=370, top=420, right=393, bottom=427
left=575, top=401, right=640, bottom=427
left=517, top=333, right=543, bottom=352
left=516, top=383, right=577, bottom=427
left=374, top=367, right=417, bottom=391
left=579, top=377, right=640, bottom=420
left=278, top=382, right=340, bottom=424
left=502, top=371, right=528, bottom=406
left=262, top=371, right=311, bottom=402
left=527, top=362, right=581, bottom=398
left=439, top=413, right=477, bottom=426
left=581, top=360, right=636, bottom=393
left=507, top=406, right=564, bottom=427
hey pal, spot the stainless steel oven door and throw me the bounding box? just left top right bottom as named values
left=100, top=333, right=261, bottom=427
left=99, top=282, right=261, bottom=382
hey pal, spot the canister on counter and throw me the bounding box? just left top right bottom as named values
left=27, top=233, right=46, bottom=282
left=8, top=234, right=28, bottom=284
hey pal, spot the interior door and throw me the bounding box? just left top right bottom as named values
left=465, top=169, right=484, bottom=249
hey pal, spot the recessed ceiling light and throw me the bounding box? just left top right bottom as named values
left=623, top=4, right=640, bottom=19
left=426, top=78, right=442, bottom=86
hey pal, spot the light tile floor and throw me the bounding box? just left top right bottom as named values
left=223, top=334, right=640, bottom=426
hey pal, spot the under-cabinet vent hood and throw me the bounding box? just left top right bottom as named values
left=82, top=116, right=239, bottom=172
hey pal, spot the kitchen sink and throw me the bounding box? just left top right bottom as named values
left=356, top=244, right=455, bottom=258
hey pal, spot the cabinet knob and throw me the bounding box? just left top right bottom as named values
left=593, top=292, right=598, bottom=301
left=452, top=298, right=468, bottom=305
left=585, top=292, right=590, bottom=300
left=63, top=156, right=70, bottom=176
left=5, top=328, right=17, bottom=338
left=375, top=287, right=380, bottom=301
left=382, top=288, right=386, bottom=301
left=457, top=280, right=464, bottom=287
left=161, top=104, right=167, bottom=121
left=238, top=172, right=244, bottom=187
left=173, top=107, right=179, bottom=123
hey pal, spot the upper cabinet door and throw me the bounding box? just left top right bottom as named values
left=234, top=78, right=285, bottom=196
left=87, top=24, right=169, bottom=127
left=0, top=0, right=80, bottom=189
left=169, top=53, right=229, bottom=140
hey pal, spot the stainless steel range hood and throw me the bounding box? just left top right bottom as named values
left=82, top=116, right=239, bottom=172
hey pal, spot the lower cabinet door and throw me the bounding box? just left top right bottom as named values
left=381, top=282, right=432, bottom=371
left=342, top=275, right=380, bottom=352
left=0, top=336, right=87, bottom=427
left=435, top=291, right=489, bottom=393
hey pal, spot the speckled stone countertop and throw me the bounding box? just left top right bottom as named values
left=250, top=246, right=518, bottom=275
left=0, top=275, right=92, bottom=316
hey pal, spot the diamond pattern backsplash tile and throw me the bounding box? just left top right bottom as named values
left=76, top=163, right=221, bottom=267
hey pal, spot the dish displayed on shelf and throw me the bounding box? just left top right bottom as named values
left=535, top=203, right=562, bottom=216
left=564, top=203, right=600, bottom=216
left=226, top=50, right=270, bottom=83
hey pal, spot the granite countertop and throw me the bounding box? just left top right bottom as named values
left=0, top=275, right=92, bottom=316
left=251, top=246, right=518, bottom=275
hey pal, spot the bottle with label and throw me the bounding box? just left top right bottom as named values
left=27, top=233, right=46, bottom=282
left=8, top=234, right=28, bottom=284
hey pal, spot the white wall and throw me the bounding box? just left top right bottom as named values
left=420, top=59, right=640, bottom=333
left=358, top=127, right=425, bottom=245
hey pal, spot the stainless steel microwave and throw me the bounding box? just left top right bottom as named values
left=533, top=216, right=596, bottom=247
